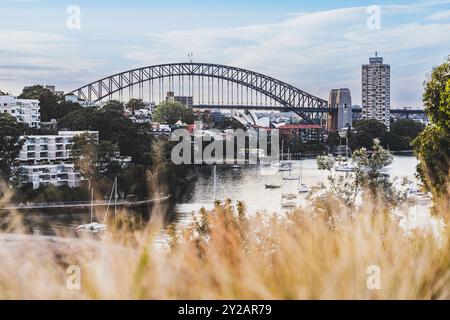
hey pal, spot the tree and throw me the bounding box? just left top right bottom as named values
left=70, top=133, right=99, bottom=182
left=70, top=133, right=121, bottom=179
left=413, top=56, right=450, bottom=196
left=126, top=99, right=146, bottom=112
left=350, top=119, right=387, bottom=150
left=153, top=101, right=195, bottom=125
left=391, top=119, right=424, bottom=140
left=59, top=106, right=153, bottom=166
left=18, top=85, right=81, bottom=121
left=413, top=125, right=450, bottom=195
left=0, top=114, right=26, bottom=182
left=313, top=139, right=404, bottom=214
left=19, top=85, right=59, bottom=122
left=102, top=100, right=124, bottom=113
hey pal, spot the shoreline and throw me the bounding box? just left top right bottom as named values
left=0, top=194, right=171, bottom=212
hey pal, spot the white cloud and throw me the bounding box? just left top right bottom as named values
left=124, top=6, right=450, bottom=107
left=0, top=30, right=107, bottom=94
left=427, top=9, right=450, bottom=19
left=1, top=2, right=449, bottom=106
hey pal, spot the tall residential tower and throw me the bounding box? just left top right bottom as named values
left=361, top=53, right=391, bottom=130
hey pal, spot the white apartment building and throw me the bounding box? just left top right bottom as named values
left=362, top=54, right=391, bottom=130
left=18, top=164, right=83, bottom=189
left=18, top=131, right=99, bottom=165
left=17, top=131, right=99, bottom=189
left=0, top=95, right=41, bottom=128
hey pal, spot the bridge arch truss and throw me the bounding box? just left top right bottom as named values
left=68, top=62, right=329, bottom=122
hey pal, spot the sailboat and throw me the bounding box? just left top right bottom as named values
left=335, top=133, right=355, bottom=172
left=298, top=156, right=309, bottom=193
left=271, top=141, right=293, bottom=171
left=76, top=177, right=118, bottom=233
left=281, top=176, right=297, bottom=208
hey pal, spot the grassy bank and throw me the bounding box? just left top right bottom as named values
left=0, top=195, right=449, bottom=299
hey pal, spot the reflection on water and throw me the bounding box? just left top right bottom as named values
left=173, top=156, right=421, bottom=225
left=9, top=156, right=439, bottom=238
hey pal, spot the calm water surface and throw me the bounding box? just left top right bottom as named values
left=16, top=156, right=429, bottom=237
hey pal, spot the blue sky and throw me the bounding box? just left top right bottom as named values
left=1, top=0, right=450, bottom=107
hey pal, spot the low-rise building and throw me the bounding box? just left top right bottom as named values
left=18, top=164, right=83, bottom=189
left=17, top=131, right=99, bottom=189
left=278, top=124, right=324, bottom=143
left=18, top=131, right=99, bottom=165
left=0, top=95, right=40, bottom=128
left=166, top=91, right=193, bottom=107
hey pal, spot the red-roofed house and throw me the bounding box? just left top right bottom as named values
left=278, top=124, right=324, bottom=143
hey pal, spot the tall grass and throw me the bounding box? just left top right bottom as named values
left=0, top=191, right=449, bottom=300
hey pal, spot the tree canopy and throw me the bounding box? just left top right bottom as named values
left=349, top=118, right=424, bottom=152
left=152, top=101, right=195, bottom=125
left=18, top=85, right=82, bottom=121
left=126, top=99, right=146, bottom=112
left=70, top=132, right=122, bottom=180
left=0, top=114, right=26, bottom=181
left=413, top=56, right=450, bottom=195
left=350, top=119, right=387, bottom=150
left=58, top=106, right=153, bottom=166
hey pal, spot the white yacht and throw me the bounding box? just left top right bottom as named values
left=76, top=178, right=118, bottom=234
left=335, top=161, right=355, bottom=172
left=298, top=156, right=309, bottom=194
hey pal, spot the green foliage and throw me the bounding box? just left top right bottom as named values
left=152, top=101, right=195, bottom=125
left=0, top=114, right=26, bottom=181
left=422, top=56, right=450, bottom=129
left=314, top=139, right=406, bottom=212
left=58, top=106, right=153, bottom=166
left=12, top=184, right=89, bottom=204
left=349, top=118, right=423, bottom=152
left=413, top=56, right=450, bottom=196
left=18, top=85, right=81, bottom=121
left=70, top=132, right=121, bottom=180
left=350, top=119, right=387, bottom=150
left=326, top=132, right=340, bottom=147
left=102, top=100, right=124, bottom=113
left=413, top=125, right=450, bottom=195
left=126, top=99, right=146, bottom=112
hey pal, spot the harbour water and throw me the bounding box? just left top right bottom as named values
left=11, top=156, right=436, bottom=237
left=172, top=155, right=421, bottom=228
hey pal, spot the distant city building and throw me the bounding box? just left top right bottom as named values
left=45, top=85, right=64, bottom=96
left=0, top=95, right=40, bottom=128
left=64, top=94, right=93, bottom=107
left=127, top=101, right=155, bottom=124
left=278, top=124, right=325, bottom=143
left=166, top=91, right=193, bottom=107
left=327, top=88, right=352, bottom=131
left=211, top=109, right=225, bottom=125
left=17, top=131, right=99, bottom=189
left=362, top=53, right=391, bottom=130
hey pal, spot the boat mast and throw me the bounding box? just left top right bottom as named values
left=345, top=135, right=349, bottom=161
left=299, top=155, right=303, bottom=185
left=213, top=164, right=217, bottom=201
left=114, top=177, right=118, bottom=220
left=90, top=187, right=94, bottom=223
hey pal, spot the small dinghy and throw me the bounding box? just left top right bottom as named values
left=265, top=184, right=281, bottom=189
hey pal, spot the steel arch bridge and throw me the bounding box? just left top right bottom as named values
left=67, top=62, right=329, bottom=123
